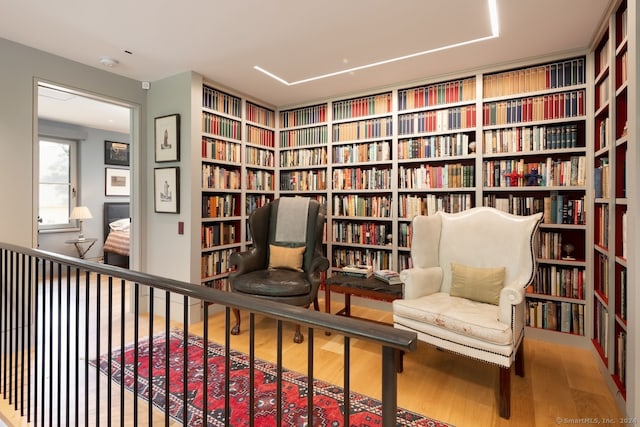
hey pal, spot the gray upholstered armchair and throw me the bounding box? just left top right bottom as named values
left=393, top=207, right=542, bottom=419
left=229, top=197, right=329, bottom=343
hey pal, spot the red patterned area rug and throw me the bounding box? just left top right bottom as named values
left=94, top=330, right=452, bottom=426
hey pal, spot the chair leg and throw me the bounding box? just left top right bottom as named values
left=230, top=308, right=241, bottom=335
left=313, top=297, right=320, bottom=312
left=293, top=324, right=304, bottom=344
left=499, top=366, right=511, bottom=419
left=515, top=342, right=525, bottom=377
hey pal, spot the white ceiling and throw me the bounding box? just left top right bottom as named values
left=1, top=0, right=612, bottom=134
left=38, top=85, right=131, bottom=134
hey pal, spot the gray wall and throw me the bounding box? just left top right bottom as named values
left=0, top=37, right=145, bottom=257
left=145, top=71, right=198, bottom=283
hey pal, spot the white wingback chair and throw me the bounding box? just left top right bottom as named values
left=393, top=207, right=542, bottom=419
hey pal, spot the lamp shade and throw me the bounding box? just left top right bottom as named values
left=70, top=206, right=93, bottom=220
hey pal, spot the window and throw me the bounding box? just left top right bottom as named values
left=39, top=137, right=78, bottom=230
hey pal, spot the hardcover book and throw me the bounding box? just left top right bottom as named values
left=373, top=269, right=402, bottom=285
left=341, top=264, right=373, bottom=278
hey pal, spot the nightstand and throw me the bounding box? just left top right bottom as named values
left=65, top=238, right=97, bottom=259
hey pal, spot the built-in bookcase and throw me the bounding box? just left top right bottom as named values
left=592, top=0, right=629, bottom=403
left=480, top=57, right=589, bottom=339
left=200, top=86, right=276, bottom=290
left=201, top=85, right=244, bottom=290
left=330, top=92, right=394, bottom=272
left=278, top=103, right=329, bottom=203
left=396, top=77, right=477, bottom=270
left=277, top=103, right=329, bottom=247
left=244, top=101, right=276, bottom=218
left=186, top=6, right=635, bottom=414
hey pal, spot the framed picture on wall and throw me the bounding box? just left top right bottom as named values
left=154, top=113, right=180, bottom=162
left=105, top=168, right=130, bottom=196
left=104, top=140, right=130, bottom=166
left=154, top=167, right=180, bottom=213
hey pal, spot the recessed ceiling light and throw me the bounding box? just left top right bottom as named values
left=255, top=0, right=499, bottom=86
left=99, top=57, right=119, bottom=67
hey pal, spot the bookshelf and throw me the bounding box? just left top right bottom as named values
left=329, top=92, right=394, bottom=272
left=244, top=101, right=277, bottom=245
left=201, top=85, right=243, bottom=291
left=200, top=58, right=589, bottom=341
left=278, top=103, right=329, bottom=204
left=200, top=87, right=277, bottom=290
left=479, top=58, right=589, bottom=340
left=183, top=21, right=636, bottom=413
left=591, top=0, right=630, bottom=405
left=396, top=77, right=477, bottom=270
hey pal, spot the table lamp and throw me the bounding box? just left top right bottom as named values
left=70, top=206, right=93, bottom=240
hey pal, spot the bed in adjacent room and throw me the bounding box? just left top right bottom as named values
left=103, top=202, right=130, bottom=268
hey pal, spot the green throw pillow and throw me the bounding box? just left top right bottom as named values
left=269, top=245, right=305, bottom=272
left=449, top=263, right=506, bottom=305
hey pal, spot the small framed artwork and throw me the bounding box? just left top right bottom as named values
left=154, top=167, right=180, bottom=213
left=105, top=168, right=130, bottom=196
left=155, top=113, right=180, bottom=162
left=104, top=140, right=130, bottom=166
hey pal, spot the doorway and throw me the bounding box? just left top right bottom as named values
left=35, top=81, right=136, bottom=267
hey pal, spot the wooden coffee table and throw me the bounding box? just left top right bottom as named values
left=324, top=274, right=403, bottom=322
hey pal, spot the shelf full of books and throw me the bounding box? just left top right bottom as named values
left=200, top=84, right=278, bottom=290
left=479, top=56, right=588, bottom=340
left=591, top=0, right=630, bottom=403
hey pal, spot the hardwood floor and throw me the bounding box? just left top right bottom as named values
left=0, top=298, right=623, bottom=426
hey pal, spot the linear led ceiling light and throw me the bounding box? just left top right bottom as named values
left=255, top=0, right=499, bottom=86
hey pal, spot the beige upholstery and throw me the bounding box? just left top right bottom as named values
left=393, top=207, right=542, bottom=419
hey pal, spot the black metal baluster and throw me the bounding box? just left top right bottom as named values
left=107, top=276, right=113, bottom=427
left=148, top=287, right=154, bottom=425
left=182, top=295, right=188, bottom=426
left=0, top=249, right=4, bottom=400
left=202, top=302, right=209, bottom=425
left=307, top=327, right=314, bottom=425
left=343, top=336, right=350, bottom=426
left=25, top=254, right=32, bottom=421
left=74, top=268, right=80, bottom=426
left=83, top=271, right=90, bottom=427
left=164, top=290, right=170, bottom=427
left=120, top=278, right=126, bottom=427
left=48, top=261, right=54, bottom=427
left=381, top=346, right=397, bottom=427
left=8, top=251, right=14, bottom=406
left=133, top=282, right=139, bottom=427
left=95, top=273, right=101, bottom=427
left=224, top=307, right=231, bottom=427
left=19, top=253, right=25, bottom=415
left=55, top=262, right=62, bottom=427
left=65, top=265, right=71, bottom=426
left=249, top=313, right=255, bottom=427
left=34, top=257, right=41, bottom=427
left=276, top=320, right=282, bottom=426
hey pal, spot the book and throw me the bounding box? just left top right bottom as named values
left=373, top=269, right=402, bottom=285
left=341, top=264, right=373, bottom=278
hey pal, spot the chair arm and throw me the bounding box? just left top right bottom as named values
left=303, top=253, right=330, bottom=300
left=498, top=283, right=526, bottom=325
left=309, top=254, right=330, bottom=275
left=399, top=267, right=443, bottom=299
left=229, top=249, right=263, bottom=277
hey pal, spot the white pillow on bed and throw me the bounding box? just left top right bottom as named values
left=109, top=218, right=131, bottom=231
